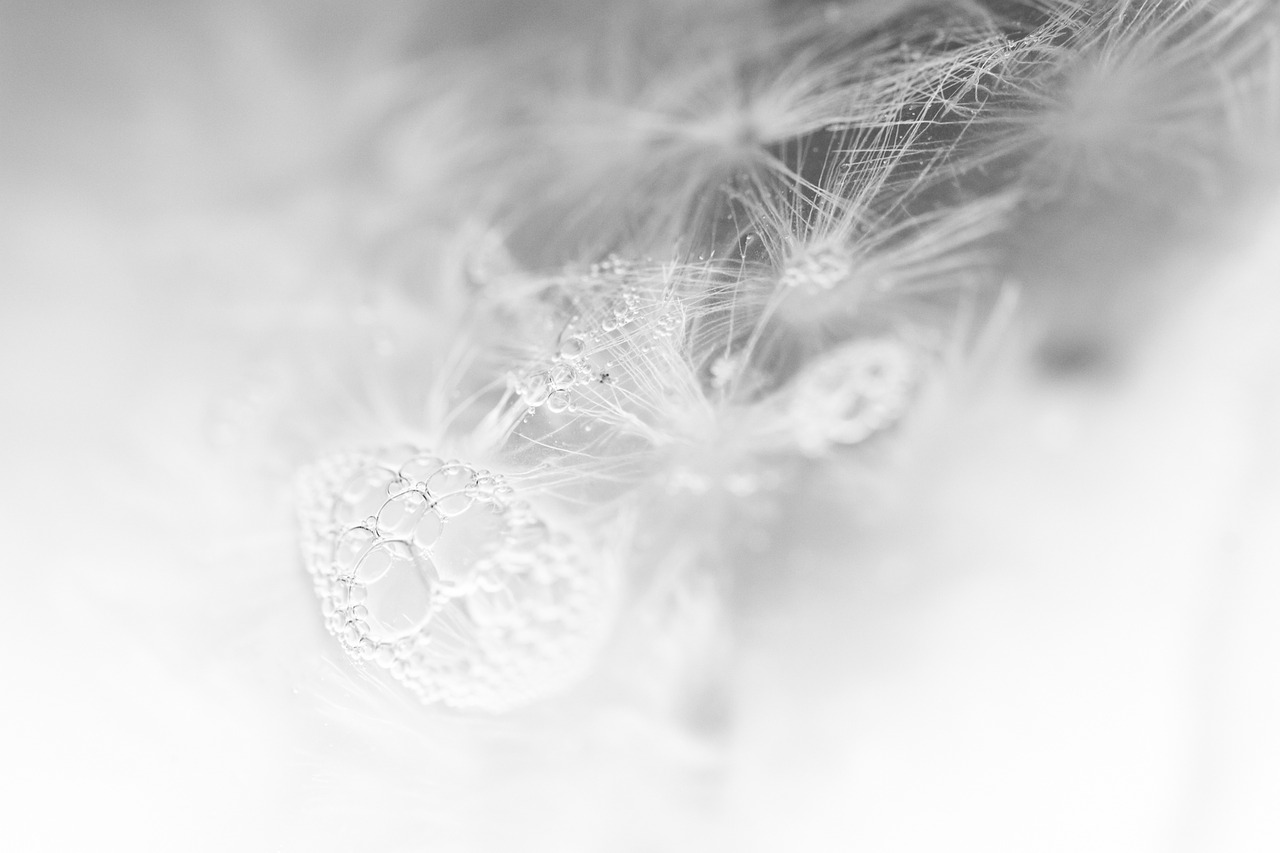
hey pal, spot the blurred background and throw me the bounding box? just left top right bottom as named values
left=2, top=1, right=1278, bottom=850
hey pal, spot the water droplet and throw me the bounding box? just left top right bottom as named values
left=557, top=334, right=585, bottom=360
left=549, top=363, right=575, bottom=388
left=520, top=372, right=551, bottom=407
left=545, top=389, right=572, bottom=414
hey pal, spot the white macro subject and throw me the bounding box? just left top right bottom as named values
left=4, top=1, right=1280, bottom=852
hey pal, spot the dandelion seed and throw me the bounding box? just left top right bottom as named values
left=971, top=0, right=1277, bottom=203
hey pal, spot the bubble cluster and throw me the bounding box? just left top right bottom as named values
left=779, top=243, right=854, bottom=293
left=788, top=337, right=918, bottom=453
left=297, top=447, right=611, bottom=711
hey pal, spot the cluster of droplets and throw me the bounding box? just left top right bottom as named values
left=787, top=337, right=918, bottom=455
left=297, top=447, right=611, bottom=711
left=514, top=260, right=686, bottom=420
left=779, top=243, right=855, bottom=294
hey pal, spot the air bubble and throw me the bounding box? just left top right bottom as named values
left=363, top=551, right=436, bottom=641
left=433, top=492, right=474, bottom=518
left=333, top=527, right=377, bottom=578
left=333, top=467, right=399, bottom=526
left=354, top=541, right=401, bottom=584
left=376, top=489, right=430, bottom=539
left=400, top=454, right=444, bottom=484
left=342, top=623, right=362, bottom=647
left=427, top=464, right=473, bottom=498
left=433, top=503, right=507, bottom=589
left=411, top=510, right=444, bottom=549
left=520, top=372, right=551, bottom=406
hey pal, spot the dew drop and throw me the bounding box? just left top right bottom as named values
left=549, top=363, right=575, bottom=388
left=520, top=372, right=551, bottom=407
left=557, top=334, right=586, bottom=360
left=545, top=389, right=572, bottom=414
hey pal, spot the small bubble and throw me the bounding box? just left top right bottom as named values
left=467, top=585, right=520, bottom=627
left=469, top=476, right=499, bottom=500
